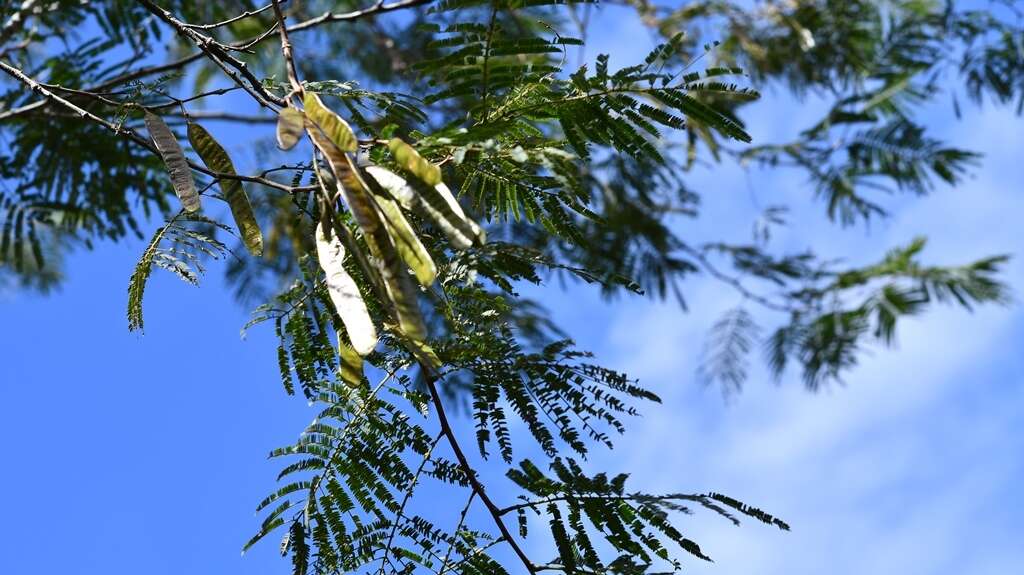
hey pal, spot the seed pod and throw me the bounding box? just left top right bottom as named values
left=144, top=111, right=200, bottom=212
left=315, top=221, right=378, bottom=356
left=276, top=107, right=305, bottom=150
left=187, top=122, right=263, bottom=256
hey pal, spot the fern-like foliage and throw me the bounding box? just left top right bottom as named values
left=238, top=258, right=788, bottom=573
left=765, top=238, right=1008, bottom=389
left=2, top=0, right=1021, bottom=573
left=505, top=458, right=789, bottom=573
left=698, top=307, right=760, bottom=397
left=127, top=211, right=232, bottom=332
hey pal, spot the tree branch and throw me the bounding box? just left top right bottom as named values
left=0, top=59, right=313, bottom=193
left=423, top=371, right=538, bottom=574
left=136, top=0, right=285, bottom=109
left=181, top=1, right=285, bottom=30
left=286, top=0, right=438, bottom=34
left=1, top=0, right=434, bottom=120
left=271, top=0, right=303, bottom=98
left=678, top=242, right=795, bottom=313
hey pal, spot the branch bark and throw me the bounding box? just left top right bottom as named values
left=423, top=370, right=538, bottom=574
left=0, top=59, right=313, bottom=193
left=136, top=0, right=285, bottom=109
left=286, top=0, right=437, bottom=34
left=271, top=0, right=303, bottom=98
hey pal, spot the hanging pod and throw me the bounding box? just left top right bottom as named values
left=303, top=92, right=358, bottom=152
left=144, top=111, right=201, bottom=213
left=187, top=122, right=264, bottom=256
left=276, top=107, right=305, bottom=150
left=370, top=190, right=437, bottom=287
left=337, top=336, right=365, bottom=387
left=365, top=165, right=484, bottom=250
left=314, top=221, right=378, bottom=356
left=304, top=104, right=428, bottom=341
left=387, top=137, right=441, bottom=186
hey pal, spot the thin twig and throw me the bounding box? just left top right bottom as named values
left=498, top=493, right=701, bottom=516
left=377, top=433, right=445, bottom=575
left=678, top=242, right=794, bottom=313
left=437, top=491, right=476, bottom=575
left=1, top=0, right=435, bottom=121
left=137, top=0, right=284, bottom=109
left=286, top=0, right=437, bottom=34
left=0, top=59, right=314, bottom=193
left=271, top=0, right=304, bottom=99
left=181, top=1, right=284, bottom=30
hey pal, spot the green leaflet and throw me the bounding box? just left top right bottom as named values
left=288, top=520, right=309, bottom=575
left=337, top=336, right=364, bottom=387
left=365, top=166, right=484, bottom=250
left=305, top=125, right=427, bottom=341
left=388, top=137, right=442, bottom=186
left=144, top=111, right=200, bottom=212
left=314, top=221, right=378, bottom=356
left=127, top=218, right=174, bottom=332
left=276, top=107, right=305, bottom=150
left=126, top=212, right=230, bottom=332
left=303, top=92, right=358, bottom=152
left=187, top=122, right=264, bottom=256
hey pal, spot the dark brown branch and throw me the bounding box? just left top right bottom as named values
left=90, top=51, right=208, bottom=93
left=181, top=1, right=284, bottom=30
left=235, top=21, right=281, bottom=51
left=423, top=371, right=537, bottom=574
left=136, top=0, right=285, bottom=109
left=32, top=82, right=228, bottom=111
left=286, top=0, right=437, bottom=34
left=0, top=51, right=212, bottom=122
left=0, top=59, right=313, bottom=193
left=173, top=110, right=277, bottom=123
left=2, top=0, right=433, bottom=120
left=271, top=0, right=303, bottom=97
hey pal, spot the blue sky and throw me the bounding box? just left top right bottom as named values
left=1, top=3, right=1023, bottom=573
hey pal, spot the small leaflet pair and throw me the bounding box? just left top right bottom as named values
left=143, top=111, right=264, bottom=257
left=283, top=92, right=484, bottom=367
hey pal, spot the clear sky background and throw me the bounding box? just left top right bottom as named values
left=1, top=3, right=1022, bottom=573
